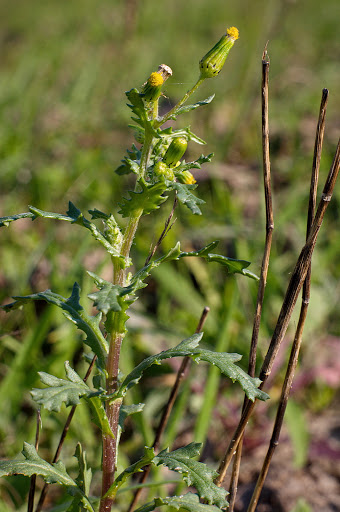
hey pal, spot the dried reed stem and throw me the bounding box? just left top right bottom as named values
left=246, top=87, right=329, bottom=512
left=228, top=46, right=274, bottom=511
left=127, top=306, right=210, bottom=512
left=215, top=135, right=340, bottom=486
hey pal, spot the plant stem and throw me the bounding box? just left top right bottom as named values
left=246, top=88, right=329, bottom=512
left=155, top=77, right=205, bottom=128
left=100, top=210, right=143, bottom=512
left=228, top=47, right=274, bottom=511
left=215, top=137, right=340, bottom=486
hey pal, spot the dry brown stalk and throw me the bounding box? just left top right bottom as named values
left=215, top=136, right=340, bottom=487
left=246, top=88, right=329, bottom=512
left=127, top=306, right=210, bottom=512
left=228, top=46, right=274, bottom=511
left=144, top=195, right=178, bottom=267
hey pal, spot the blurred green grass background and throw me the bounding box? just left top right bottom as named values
left=0, top=0, right=339, bottom=509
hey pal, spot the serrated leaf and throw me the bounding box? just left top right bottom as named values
left=134, top=493, right=222, bottom=512
left=167, top=182, right=205, bottom=215
left=192, top=350, right=269, bottom=402
left=206, top=253, right=259, bottom=280
left=116, top=334, right=203, bottom=397
left=86, top=396, right=115, bottom=438
left=105, top=446, right=156, bottom=499
left=118, top=179, right=168, bottom=218
left=1, top=283, right=108, bottom=367
left=0, top=443, right=76, bottom=487
left=125, top=89, right=159, bottom=137
left=154, top=443, right=228, bottom=508
left=169, top=94, right=215, bottom=118
left=179, top=241, right=220, bottom=258
left=178, top=246, right=259, bottom=281
left=116, top=331, right=268, bottom=402
left=74, top=444, right=92, bottom=497
left=130, top=242, right=182, bottom=291
left=119, top=403, right=144, bottom=435
left=28, top=203, right=124, bottom=261
left=31, top=362, right=92, bottom=412
left=88, top=283, right=129, bottom=315
left=87, top=272, right=135, bottom=321
left=175, top=152, right=214, bottom=173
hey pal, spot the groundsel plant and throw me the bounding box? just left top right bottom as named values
left=0, top=27, right=270, bottom=512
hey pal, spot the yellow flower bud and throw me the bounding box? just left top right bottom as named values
left=177, top=170, right=196, bottom=185
left=199, top=26, right=239, bottom=79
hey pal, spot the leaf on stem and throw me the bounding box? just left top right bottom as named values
left=86, top=396, right=115, bottom=438
left=175, top=152, right=214, bottom=173
left=159, top=126, right=207, bottom=145
left=116, top=334, right=203, bottom=397
left=166, top=94, right=215, bottom=120
left=134, top=493, right=222, bottom=512
left=167, top=182, right=205, bottom=215
left=0, top=442, right=76, bottom=485
left=74, top=443, right=92, bottom=498
left=31, top=361, right=93, bottom=412
left=105, top=446, right=156, bottom=499
left=118, top=179, right=168, bottom=218
left=192, top=350, right=269, bottom=402
left=179, top=243, right=259, bottom=280
left=154, top=443, right=228, bottom=508
left=1, top=283, right=108, bottom=367
left=125, top=88, right=159, bottom=137
left=115, top=333, right=268, bottom=402
left=0, top=444, right=94, bottom=511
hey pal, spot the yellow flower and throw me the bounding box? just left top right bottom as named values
left=141, top=71, right=164, bottom=101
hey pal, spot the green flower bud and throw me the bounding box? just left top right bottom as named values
left=177, top=170, right=196, bottom=185
left=154, top=161, right=175, bottom=181
left=141, top=71, right=164, bottom=102
left=163, top=137, right=188, bottom=167
left=199, top=26, right=239, bottom=79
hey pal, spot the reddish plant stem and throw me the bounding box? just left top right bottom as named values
left=99, top=332, right=124, bottom=512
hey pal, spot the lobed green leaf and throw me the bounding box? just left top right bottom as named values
left=134, top=493, right=222, bottom=512
left=31, top=362, right=92, bottom=412
left=167, top=182, right=205, bottom=215
left=178, top=243, right=259, bottom=280
left=154, top=443, right=228, bottom=508
left=118, top=179, right=168, bottom=218
left=1, top=283, right=108, bottom=367
left=0, top=443, right=76, bottom=487
left=168, top=94, right=215, bottom=118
